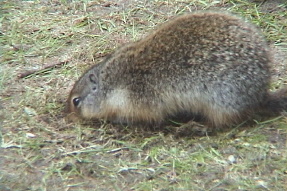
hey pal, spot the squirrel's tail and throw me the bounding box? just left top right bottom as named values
left=263, top=87, right=287, bottom=115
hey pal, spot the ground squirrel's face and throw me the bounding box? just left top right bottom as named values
left=67, top=61, right=132, bottom=122
left=67, top=65, right=104, bottom=121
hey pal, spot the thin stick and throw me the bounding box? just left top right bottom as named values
left=17, top=60, right=69, bottom=79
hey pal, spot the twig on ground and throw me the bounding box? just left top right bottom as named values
left=17, top=59, right=70, bottom=79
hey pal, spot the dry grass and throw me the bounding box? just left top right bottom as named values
left=1, top=0, right=287, bottom=190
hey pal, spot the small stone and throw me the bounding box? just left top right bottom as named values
left=227, top=155, right=236, bottom=164
left=26, top=133, right=36, bottom=138
left=24, top=107, right=37, bottom=116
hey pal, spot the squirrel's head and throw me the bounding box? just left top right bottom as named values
left=66, top=60, right=131, bottom=123
left=66, top=64, right=105, bottom=121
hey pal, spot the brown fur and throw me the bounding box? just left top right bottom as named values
left=67, top=11, right=287, bottom=128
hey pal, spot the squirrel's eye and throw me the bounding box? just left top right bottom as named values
left=73, top=97, right=81, bottom=107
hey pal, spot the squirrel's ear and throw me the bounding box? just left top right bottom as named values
left=89, top=74, right=98, bottom=84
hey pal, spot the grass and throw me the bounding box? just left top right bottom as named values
left=1, top=0, right=287, bottom=190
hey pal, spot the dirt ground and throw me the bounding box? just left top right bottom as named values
left=1, top=0, right=287, bottom=190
